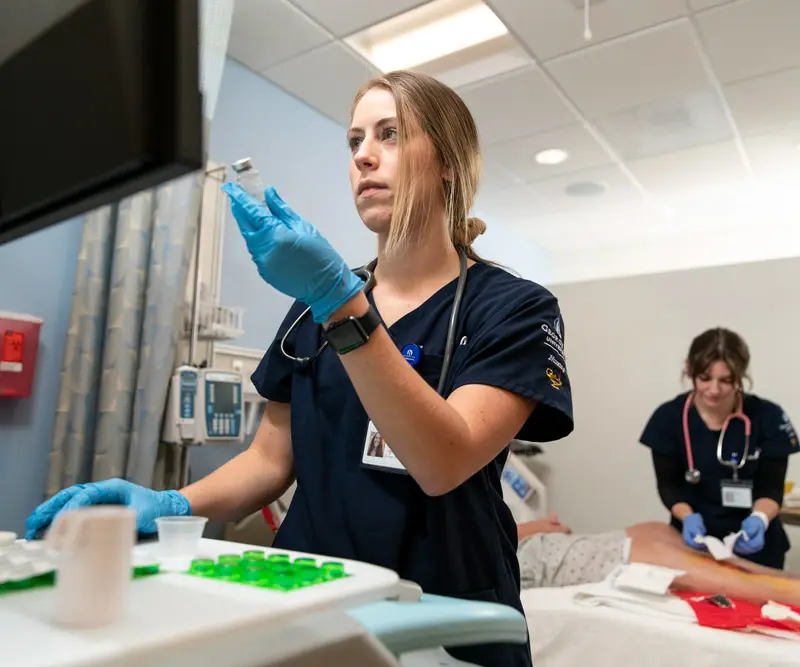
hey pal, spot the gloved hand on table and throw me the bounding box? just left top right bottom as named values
left=222, top=182, right=364, bottom=324
left=733, top=513, right=768, bottom=556
left=682, top=513, right=707, bottom=549
left=25, top=478, right=191, bottom=539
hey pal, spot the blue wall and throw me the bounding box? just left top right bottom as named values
left=0, top=218, right=84, bottom=534
left=473, top=222, right=551, bottom=282
left=210, top=60, right=375, bottom=351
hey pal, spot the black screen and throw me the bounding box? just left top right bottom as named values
left=0, top=0, right=203, bottom=245
left=212, top=382, right=235, bottom=414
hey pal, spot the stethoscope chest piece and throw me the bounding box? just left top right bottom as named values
left=685, top=468, right=701, bottom=484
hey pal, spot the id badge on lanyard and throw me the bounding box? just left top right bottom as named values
left=721, top=479, right=753, bottom=509
left=361, top=420, right=409, bottom=474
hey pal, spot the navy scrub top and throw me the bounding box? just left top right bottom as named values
left=251, top=262, right=574, bottom=667
left=641, top=392, right=799, bottom=568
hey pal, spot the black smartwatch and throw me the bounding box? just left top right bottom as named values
left=324, top=304, right=382, bottom=355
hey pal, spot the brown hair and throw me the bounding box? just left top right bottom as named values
left=351, top=71, right=487, bottom=262
left=685, top=327, right=751, bottom=389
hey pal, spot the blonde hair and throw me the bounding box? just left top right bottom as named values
left=351, top=71, right=487, bottom=261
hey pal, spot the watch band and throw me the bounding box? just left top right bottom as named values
left=324, top=304, right=382, bottom=355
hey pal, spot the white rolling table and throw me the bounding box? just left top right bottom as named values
left=1, top=538, right=400, bottom=667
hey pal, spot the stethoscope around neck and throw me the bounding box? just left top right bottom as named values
left=280, top=249, right=468, bottom=396
left=682, top=391, right=752, bottom=484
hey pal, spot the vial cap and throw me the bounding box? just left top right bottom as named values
left=189, top=559, right=215, bottom=574
left=231, top=157, right=254, bottom=173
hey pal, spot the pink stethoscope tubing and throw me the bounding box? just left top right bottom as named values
left=682, top=392, right=752, bottom=484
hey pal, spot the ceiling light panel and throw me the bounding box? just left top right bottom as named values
left=345, top=0, right=509, bottom=72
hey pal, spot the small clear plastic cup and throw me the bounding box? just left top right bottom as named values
left=155, top=516, right=207, bottom=566
left=0, top=531, right=17, bottom=547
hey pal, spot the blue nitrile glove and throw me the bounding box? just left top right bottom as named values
left=734, top=513, right=768, bottom=556
left=25, top=478, right=191, bottom=539
left=682, top=513, right=707, bottom=549
left=222, top=182, right=364, bottom=324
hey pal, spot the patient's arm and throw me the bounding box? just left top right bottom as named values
left=627, top=522, right=800, bottom=607
left=517, top=514, right=571, bottom=540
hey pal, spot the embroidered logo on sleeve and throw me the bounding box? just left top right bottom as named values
left=780, top=412, right=798, bottom=448
left=546, top=368, right=563, bottom=391
left=541, top=323, right=565, bottom=360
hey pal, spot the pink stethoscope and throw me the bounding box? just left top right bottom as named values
left=682, top=392, right=752, bottom=484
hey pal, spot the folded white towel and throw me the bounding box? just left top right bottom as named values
left=571, top=581, right=696, bottom=624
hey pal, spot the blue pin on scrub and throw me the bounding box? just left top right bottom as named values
left=401, top=344, right=421, bottom=367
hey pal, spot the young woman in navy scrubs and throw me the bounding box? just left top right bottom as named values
left=26, top=71, right=573, bottom=667
left=641, top=328, right=798, bottom=569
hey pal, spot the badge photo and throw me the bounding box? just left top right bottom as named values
left=361, top=420, right=407, bottom=473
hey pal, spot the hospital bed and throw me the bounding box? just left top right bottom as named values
left=0, top=537, right=527, bottom=667
left=522, top=584, right=800, bottom=667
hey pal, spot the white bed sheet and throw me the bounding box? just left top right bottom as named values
left=522, top=584, right=800, bottom=667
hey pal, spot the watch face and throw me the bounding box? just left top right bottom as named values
left=328, top=320, right=366, bottom=354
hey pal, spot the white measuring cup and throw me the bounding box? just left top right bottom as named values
left=47, top=506, right=135, bottom=628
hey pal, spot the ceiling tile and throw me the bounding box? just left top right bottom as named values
left=527, top=164, right=645, bottom=212
left=488, top=0, right=687, bottom=62
left=289, top=0, right=428, bottom=37
left=743, top=123, right=800, bottom=183
left=626, top=141, right=751, bottom=203
left=476, top=165, right=556, bottom=220
left=725, top=67, right=800, bottom=136
left=696, top=0, right=800, bottom=83
left=483, top=124, right=613, bottom=182
left=458, top=67, right=576, bottom=147
left=689, top=0, right=731, bottom=11
left=595, top=87, right=733, bottom=160
left=545, top=21, right=711, bottom=118
left=228, top=0, right=332, bottom=71
left=262, top=43, right=380, bottom=126
left=412, top=35, right=532, bottom=89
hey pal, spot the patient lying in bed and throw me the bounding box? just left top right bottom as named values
left=517, top=516, right=800, bottom=607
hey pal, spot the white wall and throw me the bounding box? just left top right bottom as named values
left=539, top=256, right=800, bottom=568
left=549, top=218, right=800, bottom=285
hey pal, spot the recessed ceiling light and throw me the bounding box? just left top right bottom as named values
left=565, top=181, right=607, bottom=197
left=535, top=149, right=569, bottom=165
left=345, top=0, right=508, bottom=73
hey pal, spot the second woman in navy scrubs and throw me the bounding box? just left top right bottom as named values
left=25, top=71, right=573, bottom=667
left=641, top=328, right=797, bottom=569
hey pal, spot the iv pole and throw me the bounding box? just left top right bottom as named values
left=176, top=163, right=228, bottom=489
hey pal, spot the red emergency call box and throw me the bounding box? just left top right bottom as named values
left=0, top=312, right=44, bottom=399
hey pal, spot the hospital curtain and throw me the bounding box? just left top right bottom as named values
left=41, top=0, right=234, bottom=497
left=44, top=174, right=204, bottom=496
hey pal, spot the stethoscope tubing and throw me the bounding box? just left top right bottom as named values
left=682, top=391, right=752, bottom=483
left=280, top=250, right=468, bottom=398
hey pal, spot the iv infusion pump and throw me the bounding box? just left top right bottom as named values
left=162, top=365, right=244, bottom=445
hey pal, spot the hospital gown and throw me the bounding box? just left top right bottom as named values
left=518, top=531, right=630, bottom=589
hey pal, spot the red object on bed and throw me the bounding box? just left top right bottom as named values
left=674, top=591, right=800, bottom=636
